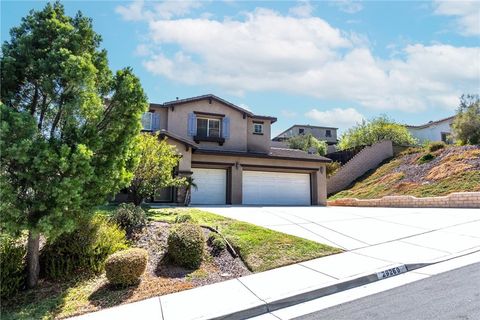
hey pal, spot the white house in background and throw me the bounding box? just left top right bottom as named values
left=406, top=116, right=455, bottom=144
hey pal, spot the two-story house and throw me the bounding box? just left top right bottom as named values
left=140, top=94, right=330, bottom=206
left=272, top=125, right=339, bottom=153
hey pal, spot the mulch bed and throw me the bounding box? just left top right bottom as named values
left=130, top=221, right=251, bottom=287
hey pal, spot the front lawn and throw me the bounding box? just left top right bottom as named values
left=3, top=207, right=340, bottom=319
left=149, top=208, right=341, bottom=272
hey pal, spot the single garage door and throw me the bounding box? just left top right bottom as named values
left=191, top=168, right=227, bottom=205
left=242, top=171, right=311, bottom=205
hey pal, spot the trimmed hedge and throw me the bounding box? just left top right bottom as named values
left=105, top=248, right=148, bottom=286
left=167, top=223, right=204, bottom=269
left=40, top=216, right=128, bottom=279
left=427, top=141, right=446, bottom=152
left=0, top=235, right=25, bottom=298
left=207, top=232, right=226, bottom=256
left=111, top=203, right=147, bottom=235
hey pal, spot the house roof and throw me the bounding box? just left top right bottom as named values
left=273, top=124, right=338, bottom=140
left=156, top=94, right=277, bottom=123
left=405, top=116, right=455, bottom=129
left=194, top=147, right=331, bottom=163
left=158, top=129, right=197, bottom=150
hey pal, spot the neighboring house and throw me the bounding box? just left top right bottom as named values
left=139, top=94, right=330, bottom=206
left=406, top=116, right=455, bottom=144
left=272, top=125, right=339, bottom=154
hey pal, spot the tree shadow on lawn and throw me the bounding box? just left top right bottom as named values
left=88, top=282, right=138, bottom=309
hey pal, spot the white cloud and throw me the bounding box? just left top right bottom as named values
left=134, top=44, right=152, bottom=56
left=330, top=0, right=363, bottom=14
left=433, top=1, right=480, bottom=36
left=119, top=4, right=480, bottom=112
left=289, top=1, right=314, bottom=18
left=305, top=107, right=364, bottom=129
left=116, top=0, right=201, bottom=21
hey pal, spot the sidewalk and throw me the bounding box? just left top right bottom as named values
left=73, top=207, right=480, bottom=320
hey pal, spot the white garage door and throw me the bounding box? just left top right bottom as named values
left=191, top=168, right=227, bottom=205
left=242, top=171, right=311, bottom=205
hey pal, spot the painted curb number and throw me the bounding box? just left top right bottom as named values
left=376, top=265, right=408, bottom=280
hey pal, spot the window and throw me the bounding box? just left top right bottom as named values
left=196, top=118, right=221, bottom=137
left=299, top=128, right=305, bottom=134
left=253, top=123, right=263, bottom=134
left=326, top=129, right=332, bottom=137
left=141, top=112, right=153, bottom=130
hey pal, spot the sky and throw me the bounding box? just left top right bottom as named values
left=2, top=1, right=479, bottom=136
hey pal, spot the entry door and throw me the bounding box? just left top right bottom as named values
left=190, top=168, right=227, bottom=205
left=242, top=171, right=311, bottom=205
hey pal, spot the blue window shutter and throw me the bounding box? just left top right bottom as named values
left=152, top=113, right=160, bottom=131
left=187, top=113, right=197, bottom=136
left=222, top=117, right=230, bottom=139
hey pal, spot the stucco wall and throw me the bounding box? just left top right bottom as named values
left=167, top=139, right=192, bottom=172
left=166, top=99, right=248, bottom=151
left=407, top=120, right=453, bottom=143
left=247, top=118, right=271, bottom=153
left=328, top=192, right=480, bottom=208
left=327, top=140, right=394, bottom=195
left=150, top=105, right=168, bottom=130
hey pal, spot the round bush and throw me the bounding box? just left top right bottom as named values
left=427, top=141, right=446, bottom=152
left=207, top=233, right=226, bottom=255
left=40, top=216, right=128, bottom=279
left=111, top=203, right=147, bottom=235
left=167, top=223, right=205, bottom=269
left=105, top=248, right=148, bottom=286
left=175, top=213, right=192, bottom=224
left=0, top=235, right=25, bottom=298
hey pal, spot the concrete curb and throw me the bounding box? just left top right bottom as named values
left=206, top=248, right=480, bottom=320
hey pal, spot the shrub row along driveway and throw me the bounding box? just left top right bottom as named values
left=200, top=206, right=480, bottom=264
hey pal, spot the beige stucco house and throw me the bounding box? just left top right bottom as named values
left=272, top=124, right=339, bottom=154
left=139, top=94, right=330, bottom=206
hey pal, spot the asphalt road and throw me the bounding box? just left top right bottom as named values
left=295, top=262, right=480, bottom=320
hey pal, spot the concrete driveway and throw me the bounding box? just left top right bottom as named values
left=199, top=206, right=480, bottom=264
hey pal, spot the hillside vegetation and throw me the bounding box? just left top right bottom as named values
left=330, top=145, right=480, bottom=199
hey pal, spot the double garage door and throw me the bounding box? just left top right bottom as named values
left=190, top=168, right=311, bottom=205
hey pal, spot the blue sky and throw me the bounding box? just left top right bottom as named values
left=2, top=1, right=479, bottom=136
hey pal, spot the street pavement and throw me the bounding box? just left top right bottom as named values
left=294, top=261, right=480, bottom=320
left=72, top=206, right=480, bottom=320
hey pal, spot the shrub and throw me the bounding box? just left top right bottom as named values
left=427, top=141, right=446, bottom=152
left=418, top=153, right=435, bottom=164
left=41, top=216, right=128, bottom=279
left=0, top=235, right=25, bottom=298
left=175, top=213, right=193, bottom=224
left=111, top=203, right=147, bottom=235
left=105, top=248, right=148, bottom=286
left=207, top=233, right=226, bottom=255
left=326, top=161, right=341, bottom=178
left=167, top=223, right=205, bottom=269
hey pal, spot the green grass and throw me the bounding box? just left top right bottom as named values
left=330, top=146, right=480, bottom=200
left=149, top=208, right=342, bottom=272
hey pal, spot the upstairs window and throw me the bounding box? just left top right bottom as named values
left=141, top=112, right=153, bottom=131
left=253, top=123, right=263, bottom=134
left=326, top=129, right=332, bottom=137
left=299, top=128, right=305, bottom=134
left=197, top=118, right=221, bottom=137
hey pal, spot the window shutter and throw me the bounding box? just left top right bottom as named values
left=152, top=113, right=160, bottom=131
left=187, top=113, right=197, bottom=136
left=222, top=117, right=230, bottom=139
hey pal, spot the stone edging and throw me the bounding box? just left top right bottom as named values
left=328, top=192, right=480, bottom=208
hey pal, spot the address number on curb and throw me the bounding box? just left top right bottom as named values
left=376, top=265, right=408, bottom=280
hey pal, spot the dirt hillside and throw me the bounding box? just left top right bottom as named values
left=330, top=145, right=480, bottom=199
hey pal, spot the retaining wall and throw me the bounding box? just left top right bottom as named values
left=328, top=192, right=480, bottom=208
left=327, top=140, right=394, bottom=195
